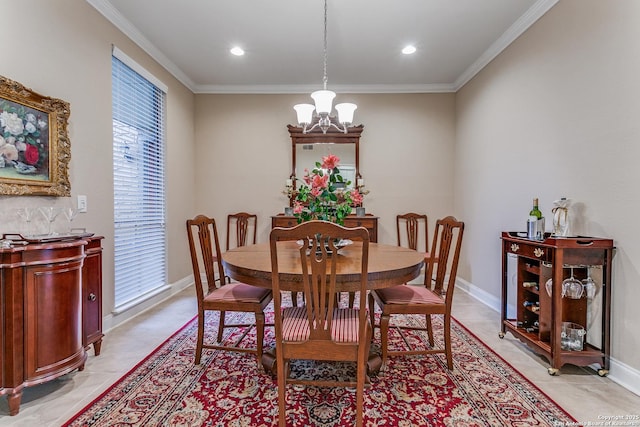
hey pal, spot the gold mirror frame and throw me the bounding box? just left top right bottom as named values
left=0, top=75, right=71, bottom=196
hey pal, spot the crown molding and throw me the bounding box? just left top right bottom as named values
left=193, top=83, right=457, bottom=94
left=86, top=0, right=197, bottom=91
left=453, top=0, right=559, bottom=91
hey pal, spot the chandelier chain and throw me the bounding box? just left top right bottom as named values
left=322, top=0, right=328, bottom=90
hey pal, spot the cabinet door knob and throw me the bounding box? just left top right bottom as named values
left=88, top=293, right=97, bottom=301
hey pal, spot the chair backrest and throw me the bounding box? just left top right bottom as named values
left=425, top=216, right=464, bottom=307
left=269, top=220, right=370, bottom=341
left=396, top=213, right=428, bottom=252
left=187, top=215, right=226, bottom=302
left=226, top=212, right=257, bottom=250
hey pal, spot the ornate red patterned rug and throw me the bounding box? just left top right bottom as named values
left=63, top=306, right=576, bottom=426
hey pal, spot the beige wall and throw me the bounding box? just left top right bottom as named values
left=0, top=0, right=196, bottom=320
left=194, top=93, right=456, bottom=246
left=456, top=0, right=640, bottom=378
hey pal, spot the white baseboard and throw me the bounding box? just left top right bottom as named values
left=456, top=277, right=640, bottom=398
left=102, top=275, right=194, bottom=333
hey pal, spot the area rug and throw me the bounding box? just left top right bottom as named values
left=63, top=304, right=576, bottom=426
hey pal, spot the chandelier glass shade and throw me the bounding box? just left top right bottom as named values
left=294, top=0, right=357, bottom=134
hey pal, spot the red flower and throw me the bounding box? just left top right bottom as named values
left=24, top=144, right=39, bottom=165
left=350, top=189, right=363, bottom=206
left=311, top=173, right=329, bottom=191
left=321, top=154, right=340, bottom=170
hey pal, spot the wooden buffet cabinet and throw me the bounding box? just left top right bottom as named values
left=500, top=232, right=613, bottom=376
left=0, top=236, right=103, bottom=415
left=272, top=214, right=379, bottom=242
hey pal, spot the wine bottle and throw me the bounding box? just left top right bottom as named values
left=523, top=301, right=540, bottom=312
left=529, top=198, right=542, bottom=219
left=523, top=281, right=538, bottom=288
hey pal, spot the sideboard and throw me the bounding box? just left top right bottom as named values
left=0, top=236, right=104, bottom=415
left=272, top=214, right=379, bottom=242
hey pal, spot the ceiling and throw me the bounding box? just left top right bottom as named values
left=88, top=0, right=558, bottom=94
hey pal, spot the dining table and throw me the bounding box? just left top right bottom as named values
left=222, top=240, right=426, bottom=374
left=222, top=240, right=426, bottom=292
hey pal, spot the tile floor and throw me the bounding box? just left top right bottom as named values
left=1, top=287, right=639, bottom=426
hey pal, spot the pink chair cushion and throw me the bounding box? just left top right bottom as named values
left=282, top=306, right=363, bottom=343
left=205, top=282, right=270, bottom=303
left=375, top=285, right=444, bottom=305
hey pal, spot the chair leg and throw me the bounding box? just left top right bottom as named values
left=277, top=358, right=287, bottom=427
left=425, top=314, right=435, bottom=347
left=379, top=313, right=390, bottom=368
left=368, top=293, right=376, bottom=342
left=195, top=311, right=205, bottom=365
left=255, top=311, right=265, bottom=366
left=217, top=310, right=226, bottom=342
left=444, top=314, right=453, bottom=370
left=356, top=353, right=366, bottom=427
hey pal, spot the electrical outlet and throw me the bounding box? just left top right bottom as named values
left=77, top=195, right=88, bottom=213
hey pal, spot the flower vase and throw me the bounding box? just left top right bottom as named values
left=356, top=207, right=366, bottom=217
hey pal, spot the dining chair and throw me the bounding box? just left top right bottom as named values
left=226, top=212, right=257, bottom=250
left=369, top=216, right=464, bottom=370
left=186, top=214, right=272, bottom=366
left=395, top=212, right=429, bottom=287
left=269, top=220, right=371, bottom=427
left=397, top=212, right=428, bottom=252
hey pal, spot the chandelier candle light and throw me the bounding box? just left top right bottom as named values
left=293, top=0, right=357, bottom=134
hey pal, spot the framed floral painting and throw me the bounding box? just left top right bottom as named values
left=0, top=75, right=70, bottom=196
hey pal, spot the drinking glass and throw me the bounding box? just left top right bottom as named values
left=582, top=267, right=597, bottom=299
left=39, top=207, right=60, bottom=236
left=63, top=207, right=79, bottom=233
left=16, top=207, right=37, bottom=236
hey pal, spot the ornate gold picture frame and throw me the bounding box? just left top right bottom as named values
left=0, top=75, right=70, bottom=196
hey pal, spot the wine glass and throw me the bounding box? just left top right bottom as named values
left=39, top=207, right=60, bottom=236
left=582, top=267, right=597, bottom=299
left=63, top=207, right=79, bottom=234
left=16, top=207, right=37, bottom=236
left=561, top=267, right=583, bottom=299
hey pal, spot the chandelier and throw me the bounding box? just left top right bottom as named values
left=293, top=0, right=357, bottom=134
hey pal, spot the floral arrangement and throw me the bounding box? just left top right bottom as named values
left=0, top=100, right=49, bottom=173
left=290, top=154, right=365, bottom=226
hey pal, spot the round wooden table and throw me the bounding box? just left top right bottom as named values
left=223, top=241, right=425, bottom=374
left=222, top=241, right=425, bottom=291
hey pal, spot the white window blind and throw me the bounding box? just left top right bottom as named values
left=112, top=49, right=167, bottom=310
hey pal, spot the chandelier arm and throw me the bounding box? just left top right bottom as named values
left=329, top=122, right=348, bottom=134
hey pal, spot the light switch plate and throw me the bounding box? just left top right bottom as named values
left=77, top=195, right=87, bottom=213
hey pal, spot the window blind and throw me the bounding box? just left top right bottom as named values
left=112, top=50, right=167, bottom=310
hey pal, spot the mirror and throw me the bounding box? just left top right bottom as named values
left=296, top=143, right=356, bottom=188
left=287, top=123, right=364, bottom=203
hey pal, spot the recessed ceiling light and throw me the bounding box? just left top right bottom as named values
left=402, top=45, right=417, bottom=55
left=230, top=46, right=245, bottom=56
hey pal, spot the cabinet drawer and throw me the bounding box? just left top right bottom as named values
left=272, top=216, right=297, bottom=228
left=506, top=241, right=550, bottom=261
left=344, top=217, right=374, bottom=228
